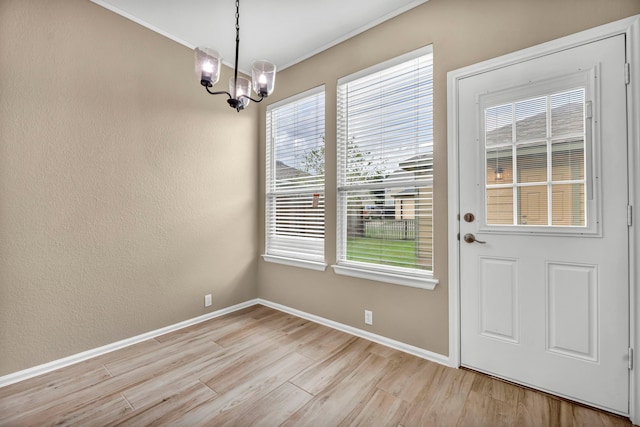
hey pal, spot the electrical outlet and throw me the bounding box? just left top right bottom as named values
left=204, top=294, right=212, bottom=307
left=364, top=310, right=373, bottom=325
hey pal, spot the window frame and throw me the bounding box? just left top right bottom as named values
left=263, top=86, right=327, bottom=271
left=477, top=70, right=600, bottom=237
left=332, top=46, right=438, bottom=290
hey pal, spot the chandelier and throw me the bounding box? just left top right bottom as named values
left=194, top=0, right=276, bottom=111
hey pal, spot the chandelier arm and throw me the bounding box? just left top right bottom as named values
left=205, top=86, right=232, bottom=98
left=238, top=94, right=265, bottom=103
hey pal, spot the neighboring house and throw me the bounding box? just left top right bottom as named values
left=275, top=160, right=311, bottom=182
left=392, top=188, right=416, bottom=220
left=383, top=168, right=415, bottom=208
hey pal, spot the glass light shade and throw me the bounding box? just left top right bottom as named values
left=251, top=60, right=276, bottom=97
left=230, top=76, right=251, bottom=109
left=195, top=47, right=222, bottom=87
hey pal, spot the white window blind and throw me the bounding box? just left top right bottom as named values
left=265, top=87, right=325, bottom=265
left=336, top=47, right=434, bottom=285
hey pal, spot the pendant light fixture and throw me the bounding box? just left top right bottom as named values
left=194, top=0, right=276, bottom=111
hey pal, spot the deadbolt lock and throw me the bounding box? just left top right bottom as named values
left=463, top=213, right=475, bottom=223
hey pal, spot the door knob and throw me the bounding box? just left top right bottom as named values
left=463, top=233, right=486, bottom=244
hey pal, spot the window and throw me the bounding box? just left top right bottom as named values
left=264, top=87, right=326, bottom=270
left=485, top=88, right=587, bottom=227
left=478, top=69, right=598, bottom=236
left=334, top=47, right=436, bottom=289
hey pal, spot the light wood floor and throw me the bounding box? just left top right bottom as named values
left=0, top=304, right=633, bottom=426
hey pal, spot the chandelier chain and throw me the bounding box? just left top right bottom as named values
left=232, top=0, right=240, bottom=102
left=235, top=0, right=240, bottom=38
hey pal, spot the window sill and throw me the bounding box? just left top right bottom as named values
left=262, top=254, right=327, bottom=271
left=331, top=264, right=438, bottom=290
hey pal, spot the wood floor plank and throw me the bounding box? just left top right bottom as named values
left=162, top=316, right=262, bottom=347
left=558, top=399, right=632, bottom=427
left=3, top=380, right=131, bottom=426
left=155, top=307, right=261, bottom=344
left=377, top=352, right=440, bottom=403
left=401, top=365, right=478, bottom=427
left=198, top=334, right=298, bottom=390
left=0, top=361, right=111, bottom=402
left=206, top=381, right=313, bottom=427
left=212, top=319, right=285, bottom=349
left=3, top=340, right=224, bottom=425
left=105, top=335, right=222, bottom=377
left=165, top=352, right=313, bottom=425
left=296, top=328, right=357, bottom=362
left=121, top=361, right=217, bottom=410
left=281, top=317, right=314, bottom=334
left=286, top=319, right=333, bottom=344
left=83, top=339, right=164, bottom=369
left=110, top=381, right=217, bottom=427
left=290, top=337, right=373, bottom=395
left=456, top=374, right=521, bottom=427
left=0, top=365, right=112, bottom=423
left=251, top=309, right=295, bottom=330
left=282, top=352, right=390, bottom=427
left=514, top=387, right=562, bottom=427
left=0, top=304, right=633, bottom=427
left=45, top=392, right=132, bottom=426
left=248, top=304, right=281, bottom=320
left=205, top=336, right=308, bottom=395
left=341, top=388, right=408, bottom=427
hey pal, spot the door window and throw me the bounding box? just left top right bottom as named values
left=481, top=76, right=595, bottom=234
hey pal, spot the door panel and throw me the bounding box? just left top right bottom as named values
left=546, top=262, right=598, bottom=361
left=479, top=257, right=519, bottom=342
left=458, top=35, right=629, bottom=413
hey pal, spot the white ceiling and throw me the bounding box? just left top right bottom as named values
left=91, top=0, right=429, bottom=73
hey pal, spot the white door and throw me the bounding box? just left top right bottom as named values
left=458, top=35, right=629, bottom=414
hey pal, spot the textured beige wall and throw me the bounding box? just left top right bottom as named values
left=0, top=0, right=258, bottom=376
left=258, top=0, right=640, bottom=356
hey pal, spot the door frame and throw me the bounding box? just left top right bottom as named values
left=447, top=15, right=640, bottom=422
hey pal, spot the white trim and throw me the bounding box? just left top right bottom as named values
left=257, top=298, right=449, bottom=366
left=0, top=297, right=450, bottom=390
left=0, top=299, right=260, bottom=389
left=89, top=1, right=196, bottom=50
left=447, top=70, right=462, bottom=369
left=262, top=254, right=327, bottom=271
left=278, top=1, right=430, bottom=72
left=447, top=14, right=640, bottom=422
left=332, top=264, right=438, bottom=290
left=627, top=15, right=640, bottom=427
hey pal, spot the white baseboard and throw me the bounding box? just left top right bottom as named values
left=0, top=299, right=260, bottom=388
left=257, top=298, right=450, bottom=367
left=0, top=297, right=450, bottom=389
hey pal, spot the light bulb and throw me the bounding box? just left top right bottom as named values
left=200, top=61, right=214, bottom=86
left=202, top=61, right=214, bottom=73
left=257, top=73, right=268, bottom=97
